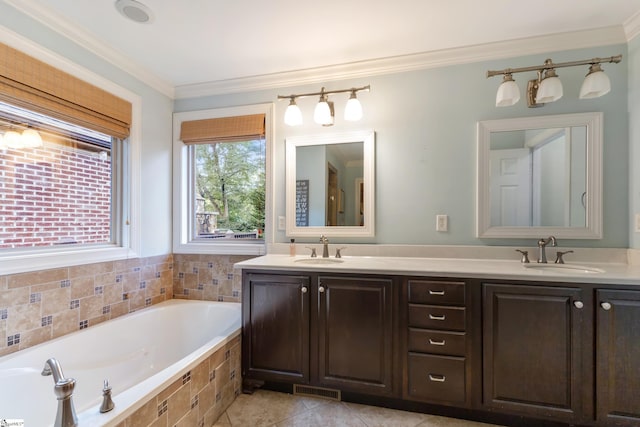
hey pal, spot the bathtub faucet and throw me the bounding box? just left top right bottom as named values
left=42, top=358, right=78, bottom=427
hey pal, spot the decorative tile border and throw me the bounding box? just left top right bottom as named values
left=114, top=335, right=241, bottom=427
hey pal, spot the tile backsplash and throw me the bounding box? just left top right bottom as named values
left=0, top=253, right=255, bottom=357
left=172, top=254, right=255, bottom=303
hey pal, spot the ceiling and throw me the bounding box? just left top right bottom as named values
left=5, top=0, right=640, bottom=98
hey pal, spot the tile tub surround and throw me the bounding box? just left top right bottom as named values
left=113, top=334, right=241, bottom=427
left=173, top=254, right=256, bottom=303
left=0, top=255, right=174, bottom=356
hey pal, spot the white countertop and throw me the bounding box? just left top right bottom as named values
left=235, top=254, right=640, bottom=285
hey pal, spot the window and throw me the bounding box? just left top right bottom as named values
left=0, top=102, right=125, bottom=249
left=173, top=104, right=273, bottom=255
left=0, top=39, right=140, bottom=274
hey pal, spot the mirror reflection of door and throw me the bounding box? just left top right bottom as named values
left=355, top=178, right=364, bottom=226
left=327, top=163, right=338, bottom=226
left=489, top=148, right=531, bottom=226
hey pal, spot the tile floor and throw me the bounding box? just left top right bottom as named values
left=213, top=389, right=503, bottom=427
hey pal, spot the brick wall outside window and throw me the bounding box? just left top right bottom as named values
left=0, top=142, right=111, bottom=248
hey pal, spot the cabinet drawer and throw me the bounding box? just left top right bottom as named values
left=408, top=280, right=465, bottom=305
left=408, top=304, right=466, bottom=331
left=408, top=353, right=465, bottom=403
left=408, top=328, right=466, bottom=356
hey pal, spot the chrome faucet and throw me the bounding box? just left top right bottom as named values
left=42, top=358, right=78, bottom=427
left=320, top=235, right=329, bottom=258
left=537, top=236, right=557, bottom=263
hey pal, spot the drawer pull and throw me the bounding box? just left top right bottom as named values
left=428, top=290, right=445, bottom=296
left=429, top=339, right=446, bottom=346
left=428, top=374, right=446, bottom=382
left=428, top=314, right=446, bottom=321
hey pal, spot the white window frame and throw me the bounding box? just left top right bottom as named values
left=0, top=29, right=141, bottom=275
left=173, top=103, right=273, bottom=256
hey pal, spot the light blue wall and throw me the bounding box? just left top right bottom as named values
left=2, top=0, right=632, bottom=250
left=630, top=35, right=640, bottom=249
left=1, top=3, right=174, bottom=257
left=176, top=45, right=630, bottom=248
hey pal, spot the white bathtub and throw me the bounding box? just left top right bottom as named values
left=0, top=299, right=241, bottom=426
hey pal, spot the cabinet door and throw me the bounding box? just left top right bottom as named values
left=243, top=273, right=310, bottom=383
left=317, top=276, right=394, bottom=395
left=482, top=283, right=584, bottom=422
left=596, top=289, right=640, bottom=426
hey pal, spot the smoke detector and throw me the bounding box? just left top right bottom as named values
left=115, top=0, right=154, bottom=24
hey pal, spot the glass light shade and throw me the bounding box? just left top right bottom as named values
left=21, top=128, right=43, bottom=148
left=314, top=98, right=333, bottom=125
left=3, top=130, right=22, bottom=148
left=344, top=93, right=363, bottom=121
left=284, top=100, right=303, bottom=126
left=495, top=76, right=520, bottom=107
left=535, top=72, right=563, bottom=104
left=579, top=66, right=610, bottom=99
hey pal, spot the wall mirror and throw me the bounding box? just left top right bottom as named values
left=476, top=112, right=602, bottom=239
left=285, top=130, right=375, bottom=237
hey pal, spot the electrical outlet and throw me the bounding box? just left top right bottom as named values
left=278, top=216, right=286, bottom=231
left=635, top=213, right=640, bottom=233
left=436, top=214, right=448, bottom=232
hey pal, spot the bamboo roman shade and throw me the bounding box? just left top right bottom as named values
left=0, top=42, right=132, bottom=139
left=180, top=114, right=265, bottom=144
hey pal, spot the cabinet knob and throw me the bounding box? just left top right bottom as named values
left=428, top=314, right=446, bottom=321
left=573, top=301, right=584, bottom=309
left=428, top=290, right=445, bottom=296
left=301, top=286, right=308, bottom=293
left=601, top=302, right=612, bottom=311
left=319, top=286, right=326, bottom=293
left=429, top=339, right=446, bottom=346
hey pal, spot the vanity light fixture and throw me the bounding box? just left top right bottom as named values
left=487, top=55, right=621, bottom=108
left=0, top=126, right=43, bottom=149
left=278, top=85, right=370, bottom=126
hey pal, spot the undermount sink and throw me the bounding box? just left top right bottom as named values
left=522, top=263, right=605, bottom=274
left=294, top=258, right=344, bottom=265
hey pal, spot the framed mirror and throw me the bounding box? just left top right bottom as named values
left=476, top=112, right=602, bottom=239
left=285, top=130, right=375, bottom=237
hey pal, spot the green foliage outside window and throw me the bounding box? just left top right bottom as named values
left=195, top=139, right=265, bottom=237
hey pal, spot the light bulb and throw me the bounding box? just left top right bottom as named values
left=314, top=95, right=333, bottom=125
left=284, top=98, right=303, bottom=126
left=21, top=128, right=43, bottom=148
left=4, top=130, right=22, bottom=148
left=535, top=69, right=563, bottom=104
left=495, top=74, right=520, bottom=107
left=0, top=134, right=6, bottom=149
left=344, top=91, right=363, bottom=121
left=579, top=64, right=611, bottom=99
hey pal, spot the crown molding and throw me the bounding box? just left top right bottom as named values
left=3, top=0, right=175, bottom=98
left=175, top=26, right=627, bottom=99
left=2, top=0, right=629, bottom=100
left=624, top=9, right=640, bottom=41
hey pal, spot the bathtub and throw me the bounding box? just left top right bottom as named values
left=0, top=299, right=241, bottom=426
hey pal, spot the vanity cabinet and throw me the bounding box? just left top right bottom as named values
left=596, top=289, right=640, bottom=426
left=482, top=283, right=585, bottom=423
left=242, top=273, right=310, bottom=384
left=404, top=279, right=470, bottom=406
left=242, top=271, right=397, bottom=397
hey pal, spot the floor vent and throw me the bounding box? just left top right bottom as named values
left=293, top=384, right=341, bottom=401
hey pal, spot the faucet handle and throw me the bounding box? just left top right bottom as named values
left=305, top=247, right=317, bottom=257
left=555, top=250, right=574, bottom=264
left=515, top=249, right=530, bottom=263
left=335, top=247, right=347, bottom=258
left=320, top=235, right=328, bottom=243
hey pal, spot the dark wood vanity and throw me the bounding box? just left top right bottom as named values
left=241, top=267, right=640, bottom=427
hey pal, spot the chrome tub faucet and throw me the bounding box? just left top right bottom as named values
left=42, top=358, right=78, bottom=427
left=537, top=236, right=557, bottom=263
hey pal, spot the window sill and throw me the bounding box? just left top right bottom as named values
left=0, top=245, right=139, bottom=275
left=172, top=241, right=266, bottom=256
